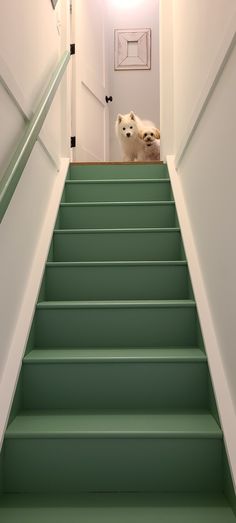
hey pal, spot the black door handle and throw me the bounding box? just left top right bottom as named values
left=105, top=95, right=113, bottom=103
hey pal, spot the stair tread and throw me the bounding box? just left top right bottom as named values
left=65, top=178, right=170, bottom=184
left=46, top=260, right=188, bottom=267
left=24, top=347, right=206, bottom=363
left=37, top=299, right=196, bottom=309
left=0, top=493, right=235, bottom=523
left=60, top=200, right=175, bottom=206
left=54, top=227, right=180, bottom=233
left=6, top=410, right=222, bottom=438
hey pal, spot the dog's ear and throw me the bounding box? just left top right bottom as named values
left=138, top=131, right=144, bottom=139
left=117, top=114, right=123, bottom=124
left=129, top=111, right=136, bottom=121
left=155, top=128, right=160, bottom=139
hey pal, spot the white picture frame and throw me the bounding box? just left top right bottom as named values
left=114, top=29, right=151, bottom=70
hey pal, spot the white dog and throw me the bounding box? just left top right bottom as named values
left=137, top=126, right=160, bottom=162
left=115, top=111, right=156, bottom=162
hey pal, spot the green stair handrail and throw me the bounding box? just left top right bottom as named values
left=0, top=50, right=70, bottom=223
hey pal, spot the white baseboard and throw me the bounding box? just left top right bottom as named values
left=167, top=155, right=236, bottom=491
left=0, top=157, right=69, bottom=450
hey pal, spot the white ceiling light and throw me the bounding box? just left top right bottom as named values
left=111, top=0, right=145, bottom=9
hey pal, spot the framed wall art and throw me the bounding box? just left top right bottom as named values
left=114, top=28, right=151, bottom=70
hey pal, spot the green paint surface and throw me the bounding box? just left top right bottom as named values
left=1, top=162, right=235, bottom=519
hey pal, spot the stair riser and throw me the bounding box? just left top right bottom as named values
left=59, top=204, right=176, bottom=229
left=4, top=438, right=222, bottom=493
left=53, top=231, right=183, bottom=262
left=45, top=265, right=189, bottom=300
left=35, top=306, right=197, bottom=348
left=69, top=164, right=168, bottom=180
left=64, top=181, right=172, bottom=202
left=22, top=362, right=208, bottom=409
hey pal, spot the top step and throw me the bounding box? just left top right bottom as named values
left=69, top=163, right=168, bottom=180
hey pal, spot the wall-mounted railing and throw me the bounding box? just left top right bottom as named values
left=0, top=50, right=70, bottom=223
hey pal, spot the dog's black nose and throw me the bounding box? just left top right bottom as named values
left=126, top=132, right=131, bottom=137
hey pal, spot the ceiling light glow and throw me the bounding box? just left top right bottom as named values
left=111, top=0, right=145, bottom=9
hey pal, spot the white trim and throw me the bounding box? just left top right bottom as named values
left=167, top=155, right=236, bottom=491
left=175, top=10, right=236, bottom=169
left=81, top=62, right=106, bottom=106
left=0, top=157, right=69, bottom=450
left=0, top=53, right=60, bottom=169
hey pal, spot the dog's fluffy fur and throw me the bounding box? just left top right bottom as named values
left=137, top=126, right=160, bottom=161
left=115, top=111, right=157, bottom=162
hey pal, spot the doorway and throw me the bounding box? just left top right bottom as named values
left=70, top=0, right=160, bottom=162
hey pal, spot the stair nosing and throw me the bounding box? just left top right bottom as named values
left=5, top=431, right=221, bottom=440
left=53, top=227, right=181, bottom=234
left=0, top=492, right=232, bottom=510
left=46, top=260, right=188, bottom=268
left=23, top=347, right=207, bottom=364
left=5, top=410, right=222, bottom=440
left=65, top=179, right=170, bottom=185
left=60, top=200, right=175, bottom=207
left=36, top=299, right=196, bottom=310
left=70, top=161, right=164, bottom=165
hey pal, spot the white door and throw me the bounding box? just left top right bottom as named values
left=71, top=0, right=110, bottom=162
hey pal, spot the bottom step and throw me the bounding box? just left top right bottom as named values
left=0, top=493, right=235, bottom=523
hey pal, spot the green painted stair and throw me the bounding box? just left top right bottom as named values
left=64, top=179, right=172, bottom=202
left=53, top=228, right=183, bottom=262
left=69, top=162, right=169, bottom=179
left=0, top=162, right=235, bottom=521
left=45, top=261, right=189, bottom=300
left=59, top=201, right=177, bottom=229
left=0, top=493, right=235, bottom=523
left=35, top=300, right=197, bottom=347
left=22, top=347, right=208, bottom=409
left=4, top=411, right=222, bottom=493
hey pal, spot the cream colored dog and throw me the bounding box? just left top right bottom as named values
left=137, top=126, right=160, bottom=161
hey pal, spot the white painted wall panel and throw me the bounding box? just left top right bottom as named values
left=0, top=144, right=60, bottom=373
left=0, top=0, right=59, bottom=112
left=179, top=43, right=236, bottom=406
left=160, top=0, right=236, bottom=483
left=0, top=83, right=25, bottom=179
left=0, top=0, right=70, bottom=445
left=172, top=0, right=235, bottom=154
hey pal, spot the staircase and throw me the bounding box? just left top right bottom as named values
left=0, top=162, right=235, bottom=522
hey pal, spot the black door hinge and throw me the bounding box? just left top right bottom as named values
left=71, top=136, right=76, bottom=148
left=70, top=43, right=75, bottom=55
left=105, top=95, right=113, bottom=103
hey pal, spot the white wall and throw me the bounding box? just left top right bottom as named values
left=179, top=43, right=236, bottom=404
left=0, top=0, right=70, bottom=447
left=160, top=0, right=236, bottom=485
left=159, top=0, right=174, bottom=159
left=107, top=0, right=160, bottom=161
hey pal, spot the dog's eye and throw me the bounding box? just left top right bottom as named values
left=144, top=133, right=147, bottom=138
left=151, top=133, right=154, bottom=136
left=130, top=126, right=133, bottom=129
left=123, top=127, right=126, bottom=131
